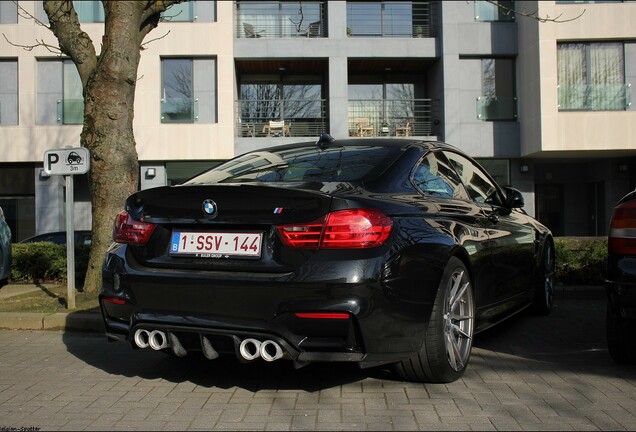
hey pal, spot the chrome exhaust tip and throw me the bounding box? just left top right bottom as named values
left=260, top=340, right=284, bottom=362
left=239, top=338, right=262, bottom=361
left=133, top=329, right=150, bottom=349
left=148, top=330, right=169, bottom=350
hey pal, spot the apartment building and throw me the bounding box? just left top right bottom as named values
left=0, top=0, right=634, bottom=241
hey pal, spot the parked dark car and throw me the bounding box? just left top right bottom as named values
left=20, top=231, right=92, bottom=246
left=607, top=189, right=636, bottom=364
left=100, top=137, right=554, bottom=383
left=0, top=206, right=11, bottom=287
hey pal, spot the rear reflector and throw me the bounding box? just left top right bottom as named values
left=277, top=209, right=392, bottom=249
left=294, top=312, right=350, bottom=320
left=609, top=200, right=636, bottom=255
left=102, top=297, right=126, bottom=305
left=112, top=210, right=156, bottom=245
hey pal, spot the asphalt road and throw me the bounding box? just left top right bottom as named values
left=1, top=286, right=635, bottom=431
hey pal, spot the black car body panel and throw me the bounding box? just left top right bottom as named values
left=100, top=139, right=552, bottom=375
left=606, top=189, right=636, bottom=364
left=607, top=190, right=636, bottom=319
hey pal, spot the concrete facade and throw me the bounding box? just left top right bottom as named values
left=0, top=0, right=635, bottom=239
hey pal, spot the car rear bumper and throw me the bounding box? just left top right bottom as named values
left=607, top=255, right=636, bottom=319
left=607, top=281, right=636, bottom=319
left=100, top=245, right=439, bottom=367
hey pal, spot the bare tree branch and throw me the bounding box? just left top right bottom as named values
left=140, top=30, right=171, bottom=50
left=2, top=33, right=62, bottom=54
left=288, top=1, right=305, bottom=34
left=485, top=0, right=586, bottom=23
left=139, top=0, right=180, bottom=36
left=44, top=0, right=98, bottom=88
left=14, top=0, right=50, bottom=28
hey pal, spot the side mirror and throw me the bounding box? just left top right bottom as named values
left=504, top=187, right=524, bottom=209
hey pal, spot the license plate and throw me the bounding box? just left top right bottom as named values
left=170, top=231, right=262, bottom=258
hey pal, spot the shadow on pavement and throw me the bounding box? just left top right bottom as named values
left=473, top=286, right=636, bottom=379
left=61, top=286, right=636, bottom=390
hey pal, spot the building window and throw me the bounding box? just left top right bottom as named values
left=0, top=60, right=18, bottom=126
left=477, top=58, right=517, bottom=121
left=0, top=1, right=18, bottom=24
left=558, top=42, right=630, bottom=111
left=474, top=1, right=515, bottom=22
left=161, top=58, right=216, bottom=123
left=37, top=59, right=83, bottom=125
left=73, top=0, right=105, bottom=22
left=37, top=1, right=104, bottom=24
left=236, top=1, right=324, bottom=38
left=237, top=77, right=325, bottom=137
left=346, top=1, right=432, bottom=38
left=163, top=0, right=216, bottom=22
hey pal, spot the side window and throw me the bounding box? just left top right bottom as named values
left=444, top=152, right=503, bottom=206
left=411, top=152, right=467, bottom=199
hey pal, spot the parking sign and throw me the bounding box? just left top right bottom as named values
left=43, top=147, right=90, bottom=176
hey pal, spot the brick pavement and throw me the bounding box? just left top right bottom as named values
left=1, top=286, right=636, bottom=430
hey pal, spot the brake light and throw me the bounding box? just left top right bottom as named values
left=609, top=200, right=636, bottom=255
left=277, top=209, right=392, bottom=249
left=112, top=210, right=156, bottom=245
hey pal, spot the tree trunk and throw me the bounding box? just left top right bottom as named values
left=44, top=0, right=179, bottom=293
left=81, top=3, right=144, bottom=293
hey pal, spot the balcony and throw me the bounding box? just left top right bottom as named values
left=348, top=99, right=438, bottom=137
left=235, top=1, right=326, bottom=39
left=476, top=96, right=518, bottom=121
left=558, top=84, right=632, bottom=111
left=346, top=1, right=435, bottom=38
left=235, top=99, right=328, bottom=137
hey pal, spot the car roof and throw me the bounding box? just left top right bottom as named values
left=252, top=137, right=459, bottom=155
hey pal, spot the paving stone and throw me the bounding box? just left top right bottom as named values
left=1, top=288, right=636, bottom=430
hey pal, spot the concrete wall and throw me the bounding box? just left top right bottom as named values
left=440, top=1, right=520, bottom=158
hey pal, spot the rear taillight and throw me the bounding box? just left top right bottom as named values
left=609, top=200, right=636, bottom=255
left=112, top=210, right=156, bottom=245
left=277, top=209, right=392, bottom=249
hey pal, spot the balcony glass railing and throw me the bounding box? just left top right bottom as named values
left=474, top=1, right=515, bottom=22
left=161, top=98, right=198, bottom=123
left=235, top=99, right=328, bottom=137
left=57, top=98, right=84, bottom=125
left=476, top=96, right=518, bottom=121
left=346, top=1, right=434, bottom=38
left=558, top=84, right=632, bottom=111
left=348, top=99, right=438, bottom=136
left=236, top=1, right=326, bottom=38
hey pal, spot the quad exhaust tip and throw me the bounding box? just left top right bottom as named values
left=239, top=338, right=284, bottom=362
left=133, top=329, right=285, bottom=362
left=134, top=329, right=169, bottom=351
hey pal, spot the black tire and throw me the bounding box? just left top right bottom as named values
left=394, top=257, right=474, bottom=383
left=607, top=304, right=636, bottom=364
left=530, top=241, right=555, bottom=315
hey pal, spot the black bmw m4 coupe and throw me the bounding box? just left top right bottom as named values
left=100, top=136, right=554, bottom=383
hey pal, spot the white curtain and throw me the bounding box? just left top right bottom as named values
left=558, top=42, right=625, bottom=110
left=589, top=43, right=624, bottom=110
left=557, top=43, right=586, bottom=110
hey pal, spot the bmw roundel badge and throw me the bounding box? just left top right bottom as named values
left=202, top=199, right=218, bottom=218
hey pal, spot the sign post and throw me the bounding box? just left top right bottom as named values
left=43, top=147, right=90, bottom=309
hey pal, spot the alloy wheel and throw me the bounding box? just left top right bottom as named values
left=443, top=269, right=474, bottom=372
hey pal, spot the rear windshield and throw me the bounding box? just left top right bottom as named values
left=185, top=145, right=405, bottom=184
